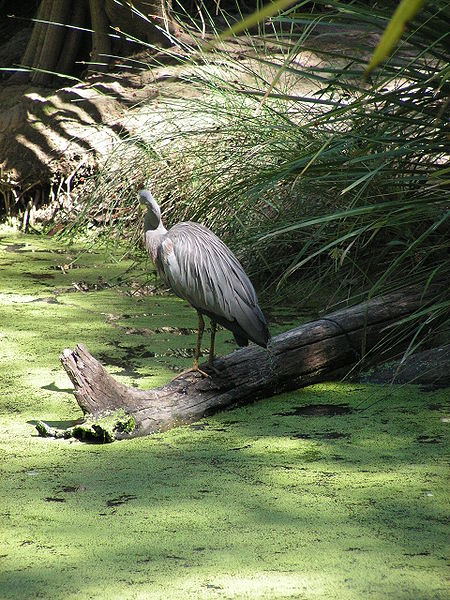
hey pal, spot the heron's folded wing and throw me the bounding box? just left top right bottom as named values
left=159, top=223, right=268, bottom=346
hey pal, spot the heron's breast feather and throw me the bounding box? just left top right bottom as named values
left=161, top=238, right=174, bottom=256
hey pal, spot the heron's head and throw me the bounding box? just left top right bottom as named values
left=138, top=189, right=161, bottom=229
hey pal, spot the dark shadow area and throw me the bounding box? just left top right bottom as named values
left=277, top=404, right=353, bottom=417
left=27, top=419, right=82, bottom=429
left=23, top=272, right=55, bottom=280
left=360, top=345, right=450, bottom=390
left=40, top=382, right=74, bottom=394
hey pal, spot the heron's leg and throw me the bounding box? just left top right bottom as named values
left=172, top=312, right=209, bottom=379
left=193, top=311, right=205, bottom=370
left=209, top=320, right=217, bottom=367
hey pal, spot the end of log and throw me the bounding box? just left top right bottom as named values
left=60, top=344, right=138, bottom=416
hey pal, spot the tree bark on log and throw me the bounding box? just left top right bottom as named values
left=49, top=287, right=438, bottom=442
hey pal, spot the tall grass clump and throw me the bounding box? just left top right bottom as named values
left=68, top=0, right=449, bottom=354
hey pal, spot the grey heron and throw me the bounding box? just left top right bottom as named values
left=139, top=189, right=270, bottom=374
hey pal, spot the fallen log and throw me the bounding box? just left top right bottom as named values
left=39, top=287, right=438, bottom=442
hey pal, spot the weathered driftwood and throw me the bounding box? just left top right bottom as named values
left=45, top=287, right=437, bottom=442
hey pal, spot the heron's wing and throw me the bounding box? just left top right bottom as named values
left=159, top=222, right=269, bottom=346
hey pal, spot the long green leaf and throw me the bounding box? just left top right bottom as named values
left=366, top=0, right=427, bottom=76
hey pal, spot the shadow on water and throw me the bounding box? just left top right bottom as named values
left=276, top=404, right=353, bottom=417
left=27, top=419, right=84, bottom=429
left=40, top=382, right=74, bottom=394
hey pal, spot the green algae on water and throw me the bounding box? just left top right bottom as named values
left=0, top=232, right=449, bottom=600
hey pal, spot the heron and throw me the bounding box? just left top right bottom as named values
left=139, top=189, right=270, bottom=374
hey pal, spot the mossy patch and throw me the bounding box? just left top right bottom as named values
left=0, top=232, right=449, bottom=599
left=36, top=410, right=136, bottom=442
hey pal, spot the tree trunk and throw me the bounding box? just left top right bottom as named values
left=11, top=0, right=176, bottom=84
left=9, top=0, right=53, bottom=84
left=55, top=1, right=89, bottom=75
left=43, top=287, right=439, bottom=442
left=32, top=0, right=72, bottom=85
left=89, top=0, right=111, bottom=73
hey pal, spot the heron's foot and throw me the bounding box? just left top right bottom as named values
left=172, top=365, right=210, bottom=380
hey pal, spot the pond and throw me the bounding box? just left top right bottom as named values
left=0, top=231, right=448, bottom=599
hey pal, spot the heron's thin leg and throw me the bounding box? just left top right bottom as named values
left=193, top=311, right=205, bottom=370
left=172, top=311, right=209, bottom=379
left=209, top=320, right=216, bottom=367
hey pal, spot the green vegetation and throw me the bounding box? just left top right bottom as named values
left=36, top=410, right=136, bottom=442
left=60, top=0, right=448, bottom=357
left=0, top=232, right=448, bottom=599
left=1, top=2, right=448, bottom=597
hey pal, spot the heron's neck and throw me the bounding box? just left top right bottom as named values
left=144, top=220, right=167, bottom=263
